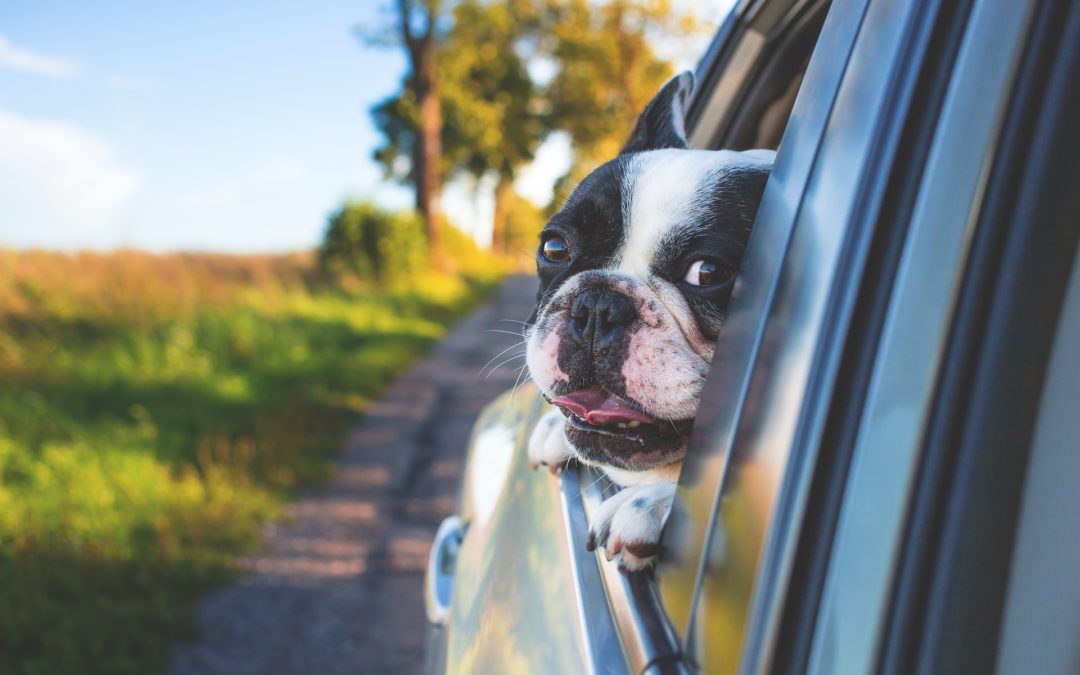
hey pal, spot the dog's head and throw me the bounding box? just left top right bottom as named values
left=525, top=72, right=774, bottom=474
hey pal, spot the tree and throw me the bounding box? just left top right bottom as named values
left=382, top=0, right=448, bottom=269
left=368, top=0, right=696, bottom=249
left=542, top=0, right=693, bottom=196
left=440, top=0, right=544, bottom=253
left=373, top=0, right=543, bottom=255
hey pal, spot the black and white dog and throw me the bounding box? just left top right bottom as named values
left=525, top=71, right=773, bottom=570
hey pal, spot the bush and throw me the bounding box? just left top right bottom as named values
left=318, top=201, right=428, bottom=286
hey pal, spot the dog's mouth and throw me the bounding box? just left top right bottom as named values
left=552, top=388, right=693, bottom=444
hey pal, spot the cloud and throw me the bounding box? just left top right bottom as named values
left=0, top=108, right=142, bottom=239
left=0, top=35, right=79, bottom=78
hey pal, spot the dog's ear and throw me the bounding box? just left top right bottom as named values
left=620, top=71, right=694, bottom=155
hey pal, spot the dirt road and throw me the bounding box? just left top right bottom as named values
left=170, top=275, right=537, bottom=675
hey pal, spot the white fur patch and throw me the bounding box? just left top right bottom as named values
left=616, top=149, right=762, bottom=278
left=589, top=481, right=676, bottom=571
left=527, top=409, right=573, bottom=468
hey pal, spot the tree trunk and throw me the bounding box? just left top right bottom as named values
left=491, top=174, right=513, bottom=255
left=413, top=45, right=447, bottom=271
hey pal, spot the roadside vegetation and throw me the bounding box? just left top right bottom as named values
left=0, top=233, right=503, bottom=675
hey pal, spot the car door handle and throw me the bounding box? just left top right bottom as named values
left=425, top=515, right=466, bottom=626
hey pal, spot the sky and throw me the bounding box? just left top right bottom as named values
left=0, top=1, right=732, bottom=253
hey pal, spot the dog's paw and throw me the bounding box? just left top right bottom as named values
left=587, top=482, right=676, bottom=572
left=528, top=409, right=573, bottom=474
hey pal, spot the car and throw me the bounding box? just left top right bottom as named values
left=423, top=0, right=1080, bottom=671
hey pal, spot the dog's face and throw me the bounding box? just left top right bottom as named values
left=526, top=72, right=773, bottom=474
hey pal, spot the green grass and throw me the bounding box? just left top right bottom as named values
left=0, top=250, right=503, bottom=675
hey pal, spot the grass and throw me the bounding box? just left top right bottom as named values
left=0, top=249, right=504, bottom=675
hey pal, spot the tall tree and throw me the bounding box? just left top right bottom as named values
left=542, top=0, right=694, bottom=198
left=391, top=0, right=447, bottom=268
left=369, top=0, right=694, bottom=249
left=440, top=0, right=544, bottom=252
left=373, top=0, right=543, bottom=255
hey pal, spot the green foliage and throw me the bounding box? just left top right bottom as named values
left=319, top=201, right=506, bottom=285
left=544, top=0, right=682, bottom=166
left=318, top=201, right=428, bottom=286
left=370, top=0, right=698, bottom=222
left=440, top=0, right=544, bottom=182
left=373, top=0, right=543, bottom=187
left=0, top=250, right=501, bottom=675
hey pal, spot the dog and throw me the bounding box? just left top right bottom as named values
left=525, top=71, right=774, bottom=571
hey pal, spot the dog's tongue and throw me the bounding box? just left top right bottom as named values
left=552, top=388, right=655, bottom=425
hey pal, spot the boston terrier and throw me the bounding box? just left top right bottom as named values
left=525, top=71, right=774, bottom=571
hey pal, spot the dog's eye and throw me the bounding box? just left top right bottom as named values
left=541, top=235, right=570, bottom=263
left=684, top=259, right=722, bottom=286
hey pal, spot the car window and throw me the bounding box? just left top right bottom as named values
left=688, top=0, right=830, bottom=152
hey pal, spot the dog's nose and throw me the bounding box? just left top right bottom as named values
left=568, top=289, right=637, bottom=350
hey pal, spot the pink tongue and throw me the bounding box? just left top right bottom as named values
left=552, top=389, right=655, bottom=425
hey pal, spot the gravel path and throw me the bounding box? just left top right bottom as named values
left=169, top=275, right=537, bottom=675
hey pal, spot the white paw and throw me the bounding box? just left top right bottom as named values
left=528, top=409, right=573, bottom=473
left=587, top=482, right=676, bottom=572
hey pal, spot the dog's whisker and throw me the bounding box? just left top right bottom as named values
left=478, top=341, right=527, bottom=376
left=506, top=367, right=532, bottom=412
left=582, top=470, right=609, bottom=493
left=482, top=329, right=527, bottom=337
left=484, top=353, right=527, bottom=380
left=501, top=364, right=533, bottom=418
left=508, top=363, right=531, bottom=400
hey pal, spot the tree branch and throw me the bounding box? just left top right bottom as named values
left=397, top=0, right=420, bottom=64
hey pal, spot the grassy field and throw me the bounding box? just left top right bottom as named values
left=0, top=249, right=503, bottom=675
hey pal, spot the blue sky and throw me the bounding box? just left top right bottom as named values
left=0, top=1, right=729, bottom=253
left=0, top=1, right=419, bottom=251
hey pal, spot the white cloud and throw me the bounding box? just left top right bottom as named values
left=0, top=108, right=142, bottom=240
left=0, top=35, right=79, bottom=78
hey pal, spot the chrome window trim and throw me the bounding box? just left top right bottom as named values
left=805, top=0, right=1037, bottom=671
left=579, top=470, right=683, bottom=673
left=558, top=467, right=630, bottom=675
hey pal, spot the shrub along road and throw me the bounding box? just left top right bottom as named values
left=170, top=274, right=538, bottom=675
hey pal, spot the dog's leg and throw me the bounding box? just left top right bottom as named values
left=528, top=409, right=573, bottom=473
left=587, top=482, right=676, bottom=572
